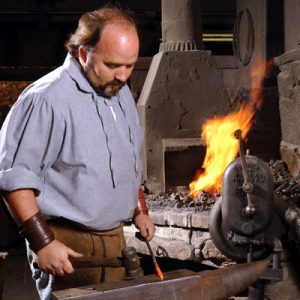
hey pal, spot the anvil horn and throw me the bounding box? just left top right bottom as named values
left=198, top=258, right=270, bottom=300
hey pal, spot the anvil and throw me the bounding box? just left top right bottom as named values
left=52, top=259, right=270, bottom=300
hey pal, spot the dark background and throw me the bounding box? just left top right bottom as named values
left=0, top=0, right=236, bottom=80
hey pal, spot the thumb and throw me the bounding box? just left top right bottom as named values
left=139, top=224, right=148, bottom=238
left=67, top=248, right=84, bottom=258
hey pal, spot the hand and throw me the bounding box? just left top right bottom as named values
left=133, top=214, right=155, bottom=241
left=35, top=239, right=83, bottom=276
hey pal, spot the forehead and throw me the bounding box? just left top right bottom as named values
left=93, top=23, right=139, bottom=61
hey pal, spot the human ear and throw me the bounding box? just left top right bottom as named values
left=78, top=46, right=88, bottom=67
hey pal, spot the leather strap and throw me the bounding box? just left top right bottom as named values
left=19, top=211, right=55, bottom=253
left=133, top=188, right=149, bottom=218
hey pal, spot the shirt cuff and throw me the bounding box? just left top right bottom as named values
left=0, top=167, right=43, bottom=196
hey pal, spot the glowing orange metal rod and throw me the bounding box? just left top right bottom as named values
left=136, top=188, right=164, bottom=281
left=144, top=239, right=164, bottom=281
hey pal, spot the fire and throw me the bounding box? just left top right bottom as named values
left=189, top=59, right=273, bottom=198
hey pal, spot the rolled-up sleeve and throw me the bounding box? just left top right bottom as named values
left=0, top=92, right=64, bottom=195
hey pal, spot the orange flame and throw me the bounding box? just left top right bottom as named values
left=189, top=59, right=273, bottom=198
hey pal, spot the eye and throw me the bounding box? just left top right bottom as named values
left=106, top=63, right=119, bottom=69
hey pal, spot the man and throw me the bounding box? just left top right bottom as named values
left=0, top=6, right=155, bottom=299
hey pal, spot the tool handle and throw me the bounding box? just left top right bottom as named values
left=234, top=129, right=256, bottom=216
left=70, top=256, right=123, bottom=268
left=145, top=240, right=156, bottom=260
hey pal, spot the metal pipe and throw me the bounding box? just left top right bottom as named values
left=160, top=0, right=204, bottom=51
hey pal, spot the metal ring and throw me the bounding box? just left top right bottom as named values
left=232, top=8, right=255, bottom=67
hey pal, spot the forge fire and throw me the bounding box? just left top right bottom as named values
left=189, top=60, right=273, bottom=198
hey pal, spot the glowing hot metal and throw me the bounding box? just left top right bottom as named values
left=145, top=239, right=164, bottom=281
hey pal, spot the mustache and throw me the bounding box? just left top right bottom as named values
left=104, top=79, right=126, bottom=89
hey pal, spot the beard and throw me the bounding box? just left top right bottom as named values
left=82, top=54, right=126, bottom=99
left=95, top=79, right=126, bottom=98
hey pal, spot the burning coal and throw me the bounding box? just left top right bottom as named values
left=189, top=60, right=273, bottom=198
left=146, top=190, right=217, bottom=212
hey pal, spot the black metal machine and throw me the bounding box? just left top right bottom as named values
left=209, top=129, right=283, bottom=299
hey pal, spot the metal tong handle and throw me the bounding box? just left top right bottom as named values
left=234, top=129, right=256, bottom=217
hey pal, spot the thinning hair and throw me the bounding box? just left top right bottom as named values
left=65, top=6, right=138, bottom=57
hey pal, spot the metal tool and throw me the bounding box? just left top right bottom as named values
left=235, top=129, right=256, bottom=217
left=135, top=232, right=164, bottom=280
left=71, top=246, right=142, bottom=280
left=144, top=239, right=164, bottom=280
left=121, top=246, right=143, bottom=279
left=52, top=259, right=270, bottom=300
left=33, top=246, right=143, bottom=280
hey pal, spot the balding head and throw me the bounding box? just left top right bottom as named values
left=65, top=7, right=138, bottom=58
left=76, top=14, right=139, bottom=98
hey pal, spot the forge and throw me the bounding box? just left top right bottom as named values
left=137, top=0, right=231, bottom=194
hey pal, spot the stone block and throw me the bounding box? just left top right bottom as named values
left=201, top=239, right=225, bottom=260
left=191, top=231, right=210, bottom=248
left=150, top=209, right=212, bottom=229
left=190, top=211, right=210, bottom=229
left=281, top=141, right=300, bottom=177
left=277, top=70, right=294, bottom=99
left=125, top=231, right=194, bottom=261
left=149, top=210, right=168, bottom=225
left=154, top=226, right=191, bottom=243
left=280, top=94, right=300, bottom=145
left=166, top=210, right=192, bottom=227
left=293, top=61, right=300, bottom=81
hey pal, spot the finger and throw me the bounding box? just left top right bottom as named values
left=145, top=223, right=155, bottom=240
left=44, top=266, right=58, bottom=276
left=55, top=268, right=65, bottom=277
left=146, top=225, right=155, bottom=241
left=139, top=224, right=148, bottom=238
left=62, top=260, right=75, bottom=274
left=68, top=248, right=84, bottom=258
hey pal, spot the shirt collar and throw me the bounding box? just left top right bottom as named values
left=62, top=53, right=124, bottom=104
left=63, top=53, right=95, bottom=94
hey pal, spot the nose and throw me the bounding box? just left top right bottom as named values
left=114, top=66, right=127, bottom=82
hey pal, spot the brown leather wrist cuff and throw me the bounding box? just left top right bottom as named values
left=19, top=211, right=55, bottom=253
left=133, top=188, right=149, bottom=218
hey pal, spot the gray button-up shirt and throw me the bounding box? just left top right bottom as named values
left=0, top=54, right=144, bottom=230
